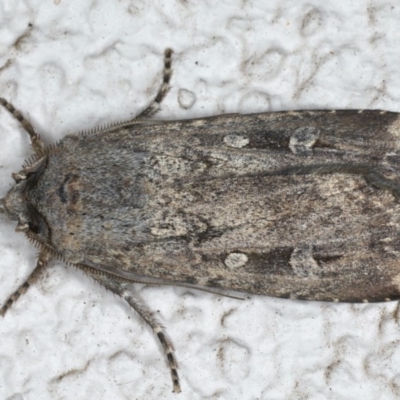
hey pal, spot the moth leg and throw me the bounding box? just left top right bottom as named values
left=134, top=48, right=173, bottom=120
left=81, top=266, right=181, bottom=393
left=0, top=250, right=50, bottom=317
left=0, top=97, right=46, bottom=156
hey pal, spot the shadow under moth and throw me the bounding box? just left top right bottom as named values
left=1, top=48, right=400, bottom=393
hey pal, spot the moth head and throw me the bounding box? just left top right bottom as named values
left=1, top=157, right=50, bottom=244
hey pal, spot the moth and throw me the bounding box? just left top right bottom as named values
left=1, top=48, right=400, bottom=393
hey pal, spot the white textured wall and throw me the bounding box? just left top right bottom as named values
left=1, top=1, right=400, bottom=399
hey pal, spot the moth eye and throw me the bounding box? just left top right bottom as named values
left=28, top=222, right=40, bottom=234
